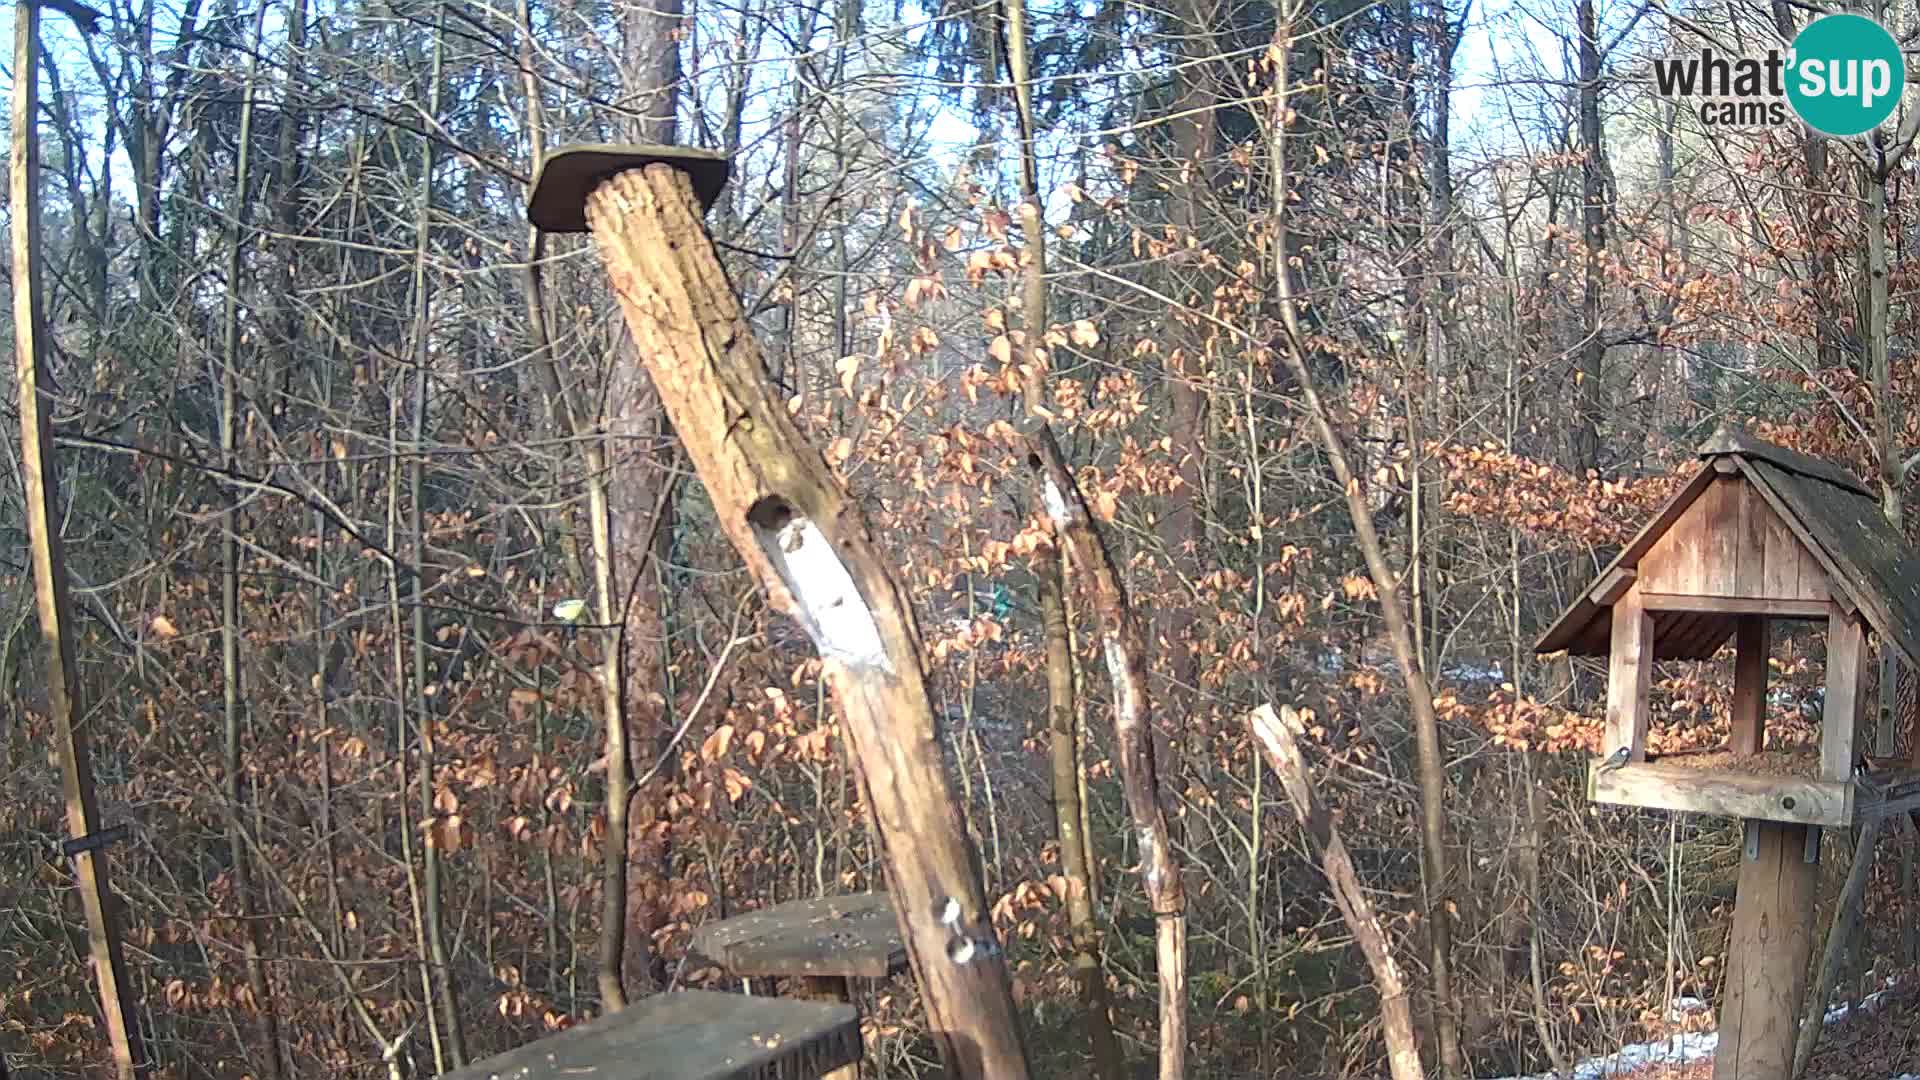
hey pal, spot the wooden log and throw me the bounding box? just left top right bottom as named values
left=1604, top=591, right=1654, bottom=761
left=1249, top=705, right=1423, bottom=1080
left=539, top=154, right=1031, bottom=1079
left=1731, top=616, right=1768, bottom=757
left=1713, top=821, right=1819, bottom=1080
left=1591, top=764, right=1852, bottom=828
left=440, top=990, right=860, bottom=1080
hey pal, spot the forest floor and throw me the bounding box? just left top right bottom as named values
left=1598, top=977, right=1919, bottom=1080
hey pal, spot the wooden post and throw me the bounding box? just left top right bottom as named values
left=1823, top=612, right=1866, bottom=783
left=528, top=148, right=1031, bottom=1079
left=798, top=976, right=861, bottom=1080
left=1713, top=821, right=1819, bottom=1080
left=10, top=1, right=146, bottom=1077
left=1731, top=616, right=1768, bottom=757
left=1602, top=591, right=1653, bottom=772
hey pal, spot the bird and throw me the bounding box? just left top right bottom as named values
left=1594, top=745, right=1633, bottom=775
left=1852, top=756, right=1885, bottom=796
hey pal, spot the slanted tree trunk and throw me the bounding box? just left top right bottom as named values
left=13, top=3, right=148, bottom=1076
left=1793, top=816, right=1880, bottom=1079
left=1002, top=3, right=1188, bottom=1073
left=575, top=160, right=1033, bottom=1078
left=1249, top=705, right=1422, bottom=1080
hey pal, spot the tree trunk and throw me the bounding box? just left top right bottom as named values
left=1043, top=548, right=1124, bottom=1080
left=11, top=5, right=149, bottom=1073
left=1571, top=0, right=1606, bottom=474
left=1249, top=705, right=1423, bottom=1080
left=1270, top=16, right=1459, bottom=1075
left=217, top=9, right=286, bottom=1074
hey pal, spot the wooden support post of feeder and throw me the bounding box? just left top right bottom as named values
left=1715, top=820, right=1819, bottom=1080
left=527, top=146, right=1031, bottom=1080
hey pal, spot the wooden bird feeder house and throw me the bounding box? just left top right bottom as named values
left=1538, top=425, right=1920, bottom=825
left=1538, top=424, right=1920, bottom=1080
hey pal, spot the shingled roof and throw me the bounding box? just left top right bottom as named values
left=1535, top=425, right=1920, bottom=667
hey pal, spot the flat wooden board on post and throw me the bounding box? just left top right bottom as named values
left=439, top=990, right=860, bottom=1080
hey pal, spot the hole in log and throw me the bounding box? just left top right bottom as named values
left=1782, top=795, right=1797, bottom=810
left=746, top=495, right=892, bottom=674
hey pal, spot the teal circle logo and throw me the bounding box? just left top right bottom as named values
left=1787, top=14, right=1904, bottom=137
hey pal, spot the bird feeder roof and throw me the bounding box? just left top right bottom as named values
left=1536, top=425, right=1920, bottom=666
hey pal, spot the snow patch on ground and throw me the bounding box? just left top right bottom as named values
left=1490, top=978, right=1906, bottom=1080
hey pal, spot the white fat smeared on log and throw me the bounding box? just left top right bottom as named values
left=1103, top=637, right=1134, bottom=718
left=752, top=507, right=892, bottom=674
left=1138, top=827, right=1161, bottom=891
left=1042, top=476, right=1071, bottom=526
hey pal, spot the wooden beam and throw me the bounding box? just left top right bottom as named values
left=1604, top=591, right=1654, bottom=761
left=1731, top=616, right=1768, bottom=757
left=11, top=4, right=146, bottom=1076
left=554, top=158, right=1031, bottom=1078
left=1824, top=613, right=1868, bottom=783
left=1637, top=593, right=1833, bottom=618
left=1589, top=566, right=1636, bottom=606
left=1591, top=764, right=1853, bottom=828
left=1855, top=772, right=1920, bottom=821
left=1713, top=821, right=1820, bottom=1080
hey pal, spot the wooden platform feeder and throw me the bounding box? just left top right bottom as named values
left=1537, top=425, right=1920, bottom=1080
left=439, top=989, right=860, bottom=1080
left=690, top=893, right=908, bottom=1080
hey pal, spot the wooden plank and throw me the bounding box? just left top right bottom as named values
left=439, top=990, right=861, bottom=1080
left=1875, top=651, right=1897, bottom=758
left=1704, top=476, right=1741, bottom=597
left=1713, top=820, right=1820, bottom=1080
left=1731, top=616, right=1768, bottom=756
left=1824, top=613, right=1867, bottom=783
left=1734, top=478, right=1765, bottom=598
left=1604, top=591, right=1654, bottom=761
left=1591, top=764, right=1853, bottom=827
left=1760, top=490, right=1807, bottom=599
left=1638, top=594, right=1831, bottom=618
left=690, top=893, right=905, bottom=980
left=1742, top=463, right=1863, bottom=617
left=1536, top=462, right=1717, bottom=656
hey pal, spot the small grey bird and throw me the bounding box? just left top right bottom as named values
left=1594, top=745, right=1632, bottom=775
left=1852, top=757, right=1883, bottom=796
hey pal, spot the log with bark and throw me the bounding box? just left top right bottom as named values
left=527, top=145, right=1032, bottom=1079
